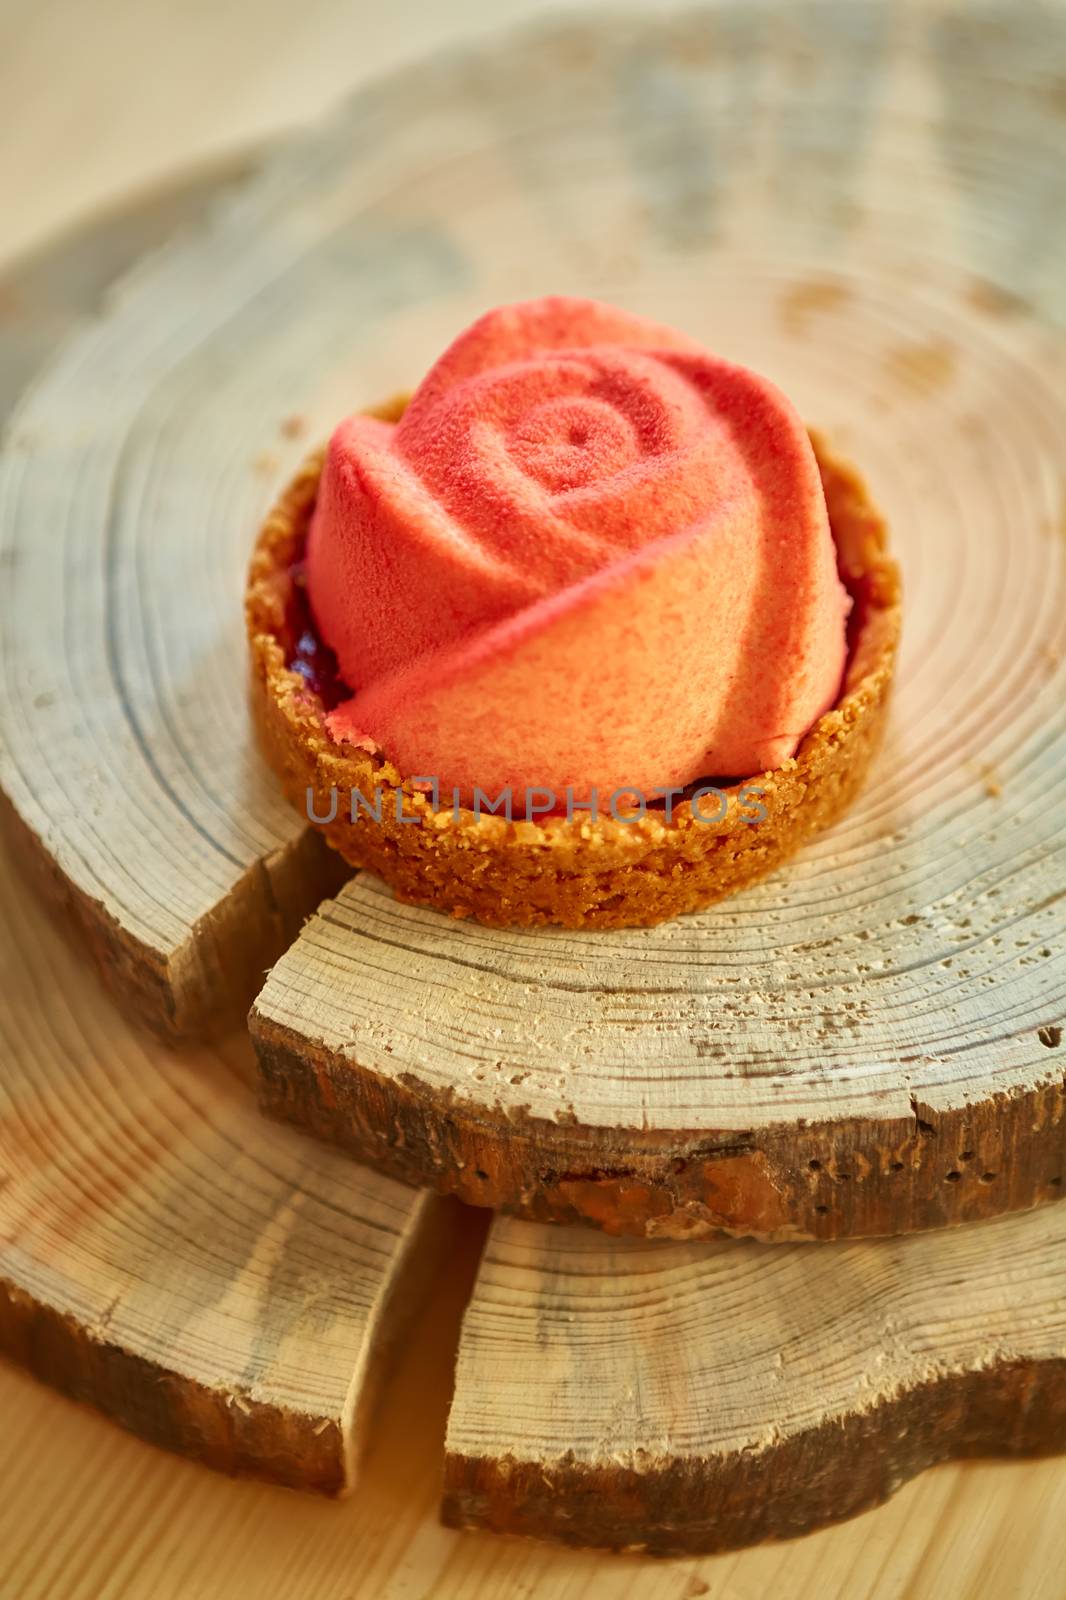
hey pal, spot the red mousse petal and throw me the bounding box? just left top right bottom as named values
left=308, top=297, right=850, bottom=803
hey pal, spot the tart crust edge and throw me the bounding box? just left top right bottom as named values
left=245, top=412, right=901, bottom=930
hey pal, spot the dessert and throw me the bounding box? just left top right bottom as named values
left=247, top=297, right=900, bottom=929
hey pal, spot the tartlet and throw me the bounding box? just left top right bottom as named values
left=246, top=400, right=900, bottom=931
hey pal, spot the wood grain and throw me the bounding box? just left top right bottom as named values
left=4, top=0, right=1066, bottom=1591
left=6, top=1, right=1066, bottom=1063
left=10, top=1319, right=1066, bottom=1600
left=214, top=7, right=1066, bottom=1239
left=0, top=150, right=261, bottom=434
left=0, top=139, right=355, bottom=1038
left=252, top=851, right=1066, bottom=1239
left=0, top=823, right=447, bottom=1493
left=444, top=1205, right=1066, bottom=1555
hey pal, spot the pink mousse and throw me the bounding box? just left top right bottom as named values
left=306, top=297, right=851, bottom=807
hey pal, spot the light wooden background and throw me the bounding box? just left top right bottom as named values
left=3, top=0, right=1066, bottom=1595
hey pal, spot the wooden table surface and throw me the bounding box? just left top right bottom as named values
left=2, top=0, right=1066, bottom=1594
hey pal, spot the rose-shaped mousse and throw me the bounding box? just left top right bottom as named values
left=306, top=297, right=851, bottom=807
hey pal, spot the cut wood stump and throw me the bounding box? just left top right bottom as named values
left=0, top=161, right=451, bottom=1482
left=0, top=95, right=461, bottom=1506
left=251, top=860, right=1066, bottom=1240
left=4, top=1, right=1066, bottom=1550
left=0, top=825, right=447, bottom=1494
left=0, top=143, right=354, bottom=1040
left=442, top=1205, right=1066, bottom=1555
left=5, top=4, right=1066, bottom=1073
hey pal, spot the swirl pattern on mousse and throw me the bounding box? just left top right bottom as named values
left=307, top=297, right=851, bottom=807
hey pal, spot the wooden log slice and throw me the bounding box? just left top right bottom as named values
left=2, top=10, right=1065, bottom=1233
left=3, top=3, right=1065, bottom=1057
left=442, top=1205, right=1066, bottom=1555
left=0, top=817, right=448, bottom=1494
left=252, top=846, right=1066, bottom=1240
left=0, top=182, right=452, bottom=1496
left=3, top=1, right=1066, bottom=1550
left=228, top=7, right=1066, bottom=1240
left=0, top=143, right=356, bottom=1039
